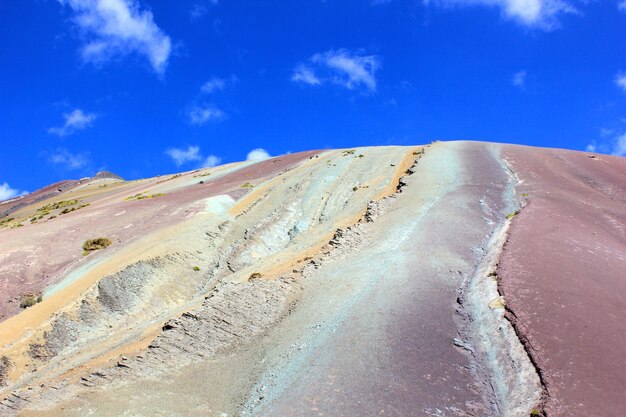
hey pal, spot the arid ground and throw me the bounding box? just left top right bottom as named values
left=0, top=141, right=624, bottom=417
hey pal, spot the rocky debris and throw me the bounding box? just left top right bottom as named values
left=0, top=356, right=9, bottom=387
left=76, top=278, right=297, bottom=386
left=150, top=278, right=296, bottom=358
left=97, top=259, right=163, bottom=314
left=364, top=196, right=396, bottom=222
left=28, top=258, right=171, bottom=360
left=0, top=392, right=31, bottom=411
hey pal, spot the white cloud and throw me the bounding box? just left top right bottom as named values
left=615, top=72, right=626, bottom=92
left=612, top=133, right=626, bottom=156
left=49, top=148, right=91, bottom=169
left=190, top=0, right=218, bottom=20
left=48, top=108, right=97, bottom=136
left=202, top=155, right=222, bottom=167
left=512, top=70, right=527, bottom=88
left=246, top=148, right=271, bottom=161
left=291, top=65, right=322, bottom=86
left=165, top=145, right=202, bottom=166
left=619, top=1, right=626, bottom=12
left=201, top=77, right=226, bottom=94
left=58, top=0, right=172, bottom=74
left=585, top=132, right=626, bottom=156
left=201, top=75, right=236, bottom=94
left=0, top=183, right=28, bottom=201
left=165, top=145, right=222, bottom=168
left=292, top=49, right=380, bottom=92
left=424, top=0, right=577, bottom=29
left=188, top=105, right=226, bottom=125
left=600, top=128, right=615, bottom=138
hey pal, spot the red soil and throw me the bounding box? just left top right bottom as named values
left=499, top=147, right=626, bottom=417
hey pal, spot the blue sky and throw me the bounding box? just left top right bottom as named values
left=1, top=0, right=626, bottom=199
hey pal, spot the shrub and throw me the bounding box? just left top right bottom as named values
left=0, top=217, right=15, bottom=226
left=241, top=182, right=255, bottom=188
left=249, top=272, right=262, bottom=280
left=19, top=294, right=42, bottom=309
left=82, top=237, right=112, bottom=255
left=59, top=203, right=90, bottom=215
left=193, top=172, right=212, bottom=178
left=506, top=210, right=520, bottom=219
left=125, top=193, right=164, bottom=201
left=193, top=266, right=200, bottom=271
left=37, top=199, right=78, bottom=213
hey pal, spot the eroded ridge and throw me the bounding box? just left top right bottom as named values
left=0, top=146, right=419, bottom=415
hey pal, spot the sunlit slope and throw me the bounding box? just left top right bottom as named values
left=0, top=142, right=624, bottom=417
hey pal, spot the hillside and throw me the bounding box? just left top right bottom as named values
left=0, top=141, right=624, bottom=417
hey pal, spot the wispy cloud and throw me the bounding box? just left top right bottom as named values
left=292, top=49, right=381, bottom=93
left=246, top=148, right=271, bottom=161
left=423, top=0, right=577, bottom=29
left=291, top=65, right=322, bottom=86
left=164, top=145, right=202, bottom=166
left=615, top=72, right=626, bottom=92
left=190, top=0, right=218, bottom=20
left=611, top=133, right=626, bottom=156
left=586, top=131, right=626, bottom=156
left=188, top=105, right=226, bottom=125
left=48, top=148, right=91, bottom=169
left=512, top=70, right=527, bottom=89
left=202, top=155, right=222, bottom=167
left=58, top=0, right=172, bottom=74
left=0, top=182, right=28, bottom=202
left=201, top=75, right=237, bottom=94
left=48, top=108, right=97, bottom=136
left=619, top=1, right=626, bottom=12
left=165, top=145, right=222, bottom=168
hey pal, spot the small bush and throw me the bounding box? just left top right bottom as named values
left=193, top=266, right=200, bottom=271
left=37, top=199, right=78, bottom=213
left=506, top=210, right=520, bottom=219
left=59, top=203, right=90, bottom=215
left=249, top=272, right=262, bottom=280
left=82, top=237, right=112, bottom=255
left=19, top=294, right=42, bottom=309
left=193, top=172, right=212, bottom=178
left=125, top=193, right=164, bottom=201
left=0, top=217, right=15, bottom=226
left=241, top=182, right=255, bottom=189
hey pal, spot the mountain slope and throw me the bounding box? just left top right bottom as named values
left=0, top=142, right=624, bottom=417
